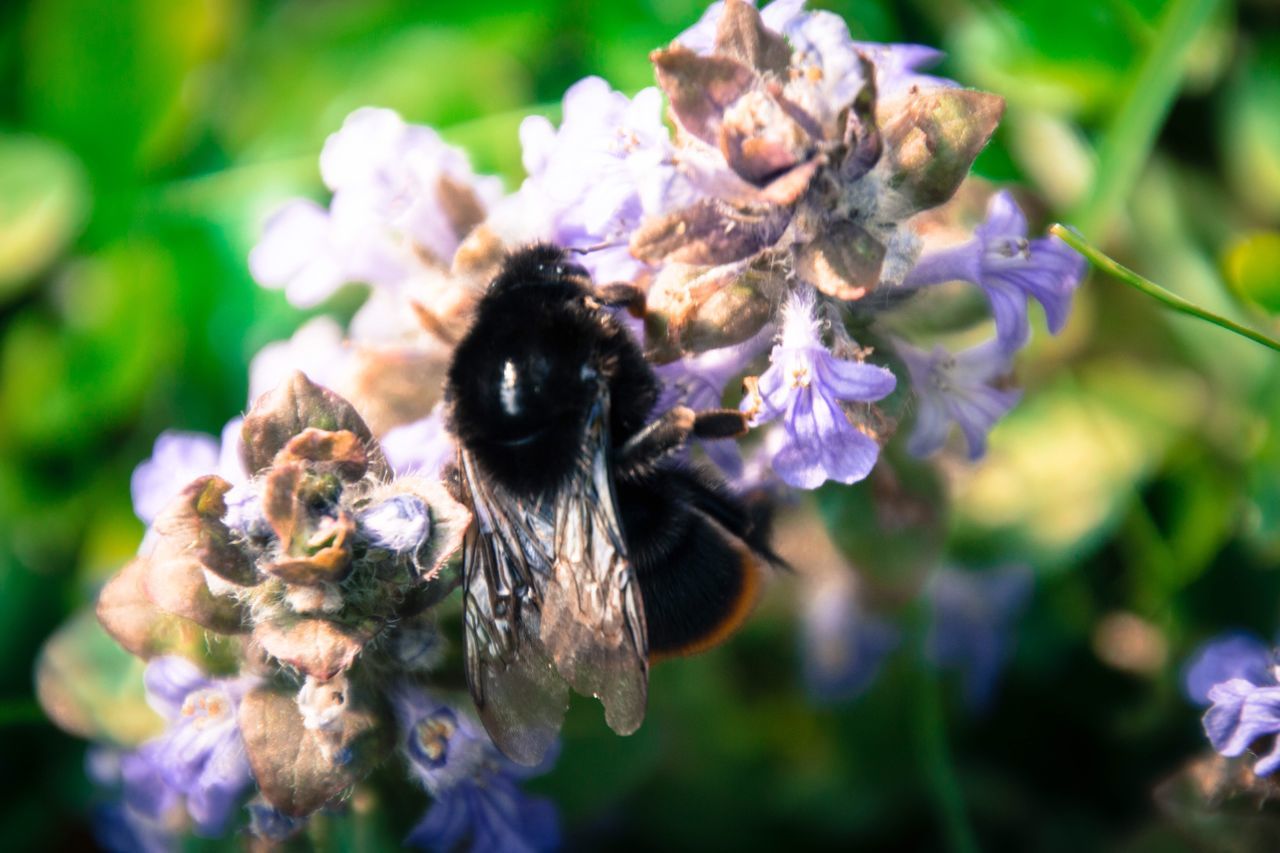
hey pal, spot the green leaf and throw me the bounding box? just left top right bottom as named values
left=0, top=135, right=88, bottom=299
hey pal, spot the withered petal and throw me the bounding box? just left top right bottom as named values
left=254, top=618, right=373, bottom=680
left=794, top=221, right=887, bottom=300
left=274, top=428, right=369, bottom=483
left=630, top=199, right=790, bottom=266
left=651, top=45, right=757, bottom=146
left=239, top=684, right=390, bottom=817
left=713, top=0, right=792, bottom=76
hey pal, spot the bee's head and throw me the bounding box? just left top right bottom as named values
left=489, top=244, right=590, bottom=296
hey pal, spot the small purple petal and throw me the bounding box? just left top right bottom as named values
left=1204, top=680, right=1280, bottom=774
left=143, top=656, right=210, bottom=720
left=1184, top=632, right=1276, bottom=705
left=131, top=432, right=220, bottom=525
left=381, top=410, right=456, bottom=477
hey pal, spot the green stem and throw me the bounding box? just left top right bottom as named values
left=1070, top=0, right=1220, bottom=237
left=916, top=655, right=980, bottom=853
left=1051, top=224, right=1280, bottom=354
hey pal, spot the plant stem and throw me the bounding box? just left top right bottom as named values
left=1070, top=0, right=1221, bottom=237
left=916, top=656, right=980, bottom=853
left=1051, top=224, right=1280, bottom=354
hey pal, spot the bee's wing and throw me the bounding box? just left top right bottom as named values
left=459, top=450, right=568, bottom=767
left=540, top=392, right=650, bottom=736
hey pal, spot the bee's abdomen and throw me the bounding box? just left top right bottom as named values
left=618, top=465, right=764, bottom=658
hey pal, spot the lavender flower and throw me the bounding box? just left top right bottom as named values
left=1183, top=632, right=1280, bottom=776
left=131, top=419, right=245, bottom=526
left=904, top=191, right=1086, bottom=350
left=381, top=408, right=456, bottom=478
left=395, top=690, right=559, bottom=853
left=851, top=42, right=957, bottom=99
left=1184, top=632, right=1277, bottom=705
left=925, top=565, right=1032, bottom=710
left=87, top=748, right=177, bottom=853
left=742, top=289, right=896, bottom=489
left=802, top=571, right=899, bottom=702
left=500, top=77, right=693, bottom=282
left=134, top=656, right=255, bottom=835
left=247, top=315, right=350, bottom=403
left=897, top=338, right=1021, bottom=460
left=250, top=107, right=501, bottom=307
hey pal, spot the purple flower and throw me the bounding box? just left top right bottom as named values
left=925, top=565, right=1033, bottom=710
left=250, top=107, right=501, bottom=307
left=86, top=748, right=177, bottom=853
left=897, top=338, right=1021, bottom=460
left=676, top=0, right=806, bottom=53
left=904, top=191, right=1086, bottom=350
left=394, top=690, right=559, bottom=853
left=1204, top=679, right=1280, bottom=776
left=742, top=289, right=896, bottom=489
left=500, top=77, right=694, bottom=282
left=131, top=418, right=246, bottom=525
left=1182, top=632, right=1280, bottom=777
left=135, top=657, right=255, bottom=835
left=248, top=315, right=350, bottom=403
left=654, top=324, right=774, bottom=476
left=381, top=408, right=456, bottom=478
left=1184, top=632, right=1276, bottom=705
left=801, top=571, right=899, bottom=702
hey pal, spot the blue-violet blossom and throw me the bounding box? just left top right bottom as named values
left=742, top=288, right=896, bottom=489
left=395, top=689, right=559, bottom=853
left=904, top=191, right=1085, bottom=351
left=898, top=338, right=1021, bottom=460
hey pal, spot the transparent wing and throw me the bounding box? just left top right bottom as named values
left=540, top=393, right=650, bottom=735
left=459, top=449, right=568, bottom=767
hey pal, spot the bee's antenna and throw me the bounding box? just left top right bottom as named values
left=568, top=239, right=627, bottom=255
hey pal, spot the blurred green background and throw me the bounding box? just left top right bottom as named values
left=4, top=0, right=1280, bottom=849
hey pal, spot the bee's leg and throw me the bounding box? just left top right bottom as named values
left=593, top=282, right=646, bottom=318
left=617, top=407, right=749, bottom=476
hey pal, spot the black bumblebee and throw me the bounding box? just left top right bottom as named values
left=445, top=244, right=776, bottom=765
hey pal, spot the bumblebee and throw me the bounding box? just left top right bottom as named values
left=445, top=244, right=776, bottom=765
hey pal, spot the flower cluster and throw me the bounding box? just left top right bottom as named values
left=37, top=1, right=1091, bottom=848
left=88, top=372, right=491, bottom=845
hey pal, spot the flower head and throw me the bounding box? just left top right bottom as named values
left=250, top=107, right=500, bottom=307
left=500, top=77, right=693, bottom=281
left=395, top=690, right=560, bottom=853
left=898, top=338, right=1021, bottom=460
left=743, top=289, right=896, bottom=489
left=904, top=191, right=1086, bottom=350
left=135, top=656, right=255, bottom=835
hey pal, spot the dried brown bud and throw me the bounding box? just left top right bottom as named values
left=241, top=371, right=388, bottom=480
left=876, top=89, right=1005, bottom=218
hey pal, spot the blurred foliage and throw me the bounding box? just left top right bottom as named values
left=3, top=0, right=1280, bottom=849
